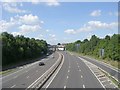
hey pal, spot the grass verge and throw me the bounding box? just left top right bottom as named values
left=0, top=69, right=16, bottom=76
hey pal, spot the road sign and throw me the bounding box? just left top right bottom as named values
left=100, top=49, right=104, bottom=57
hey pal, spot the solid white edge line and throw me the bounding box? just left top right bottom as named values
left=80, top=56, right=119, bottom=87
left=84, top=56, right=120, bottom=73
left=64, top=85, right=66, bottom=89
left=26, top=52, right=61, bottom=89
left=45, top=53, right=64, bottom=89
left=78, top=57, right=105, bottom=89
left=10, top=85, right=16, bottom=88
left=2, top=54, right=54, bottom=80
left=83, top=84, right=85, bottom=88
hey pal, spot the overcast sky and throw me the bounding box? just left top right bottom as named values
left=0, top=1, right=119, bottom=45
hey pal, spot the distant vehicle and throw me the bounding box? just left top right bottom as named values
left=39, top=62, right=45, bottom=66
left=46, top=53, right=49, bottom=56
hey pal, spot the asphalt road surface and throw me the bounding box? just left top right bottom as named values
left=2, top=51, right=118, bottom=89
left=80, top=56, right=120, bottom=82
left=2, top=52, right=59, bottom=89
left=46, top=51, right=103, bottom=88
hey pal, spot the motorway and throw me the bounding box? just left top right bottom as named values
left=80, top=56, right=120, bottom=82
left=44, top=51, right=103, bottom=88
left=2, top=52, right=59, bottom=89
left=1, top=51, right=119, bottom=89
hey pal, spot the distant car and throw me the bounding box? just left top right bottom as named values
left=39, top=62, right=45, bottom=66
left=46, top=53, right=49, bottom=56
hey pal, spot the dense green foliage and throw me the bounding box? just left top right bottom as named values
left=66, top=34, right=120, bottom=61
left=1, top=32, right=48, bottom=66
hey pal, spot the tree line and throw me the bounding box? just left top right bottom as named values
left=66, top=34, right=120, bottom=61
left=1, top=32, right=48, bottom=66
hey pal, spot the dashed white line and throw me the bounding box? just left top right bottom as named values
left=64, top=85, right=66, bottom=89
left=83, top=84, right=85, bottom=88
left=78, top=66, right=80, bottom=68
left=68, top=70, right=70, bottom=73
left=10, top=85, right=16, bottom=88
left=79, top=69, right=81, bottom=72
left=81, top=75, right=83, bottom=78
left=67, top=76, right=69, bottom=79
left=27, top=76, right=30, bottom=78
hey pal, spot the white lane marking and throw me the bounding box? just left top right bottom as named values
left=83, top=84, right=85, bottom=88
left=79, top=69, right=81, bottom=72
left=79, top=57, right=105, bottom=88
left=1, top=53, right=55, bottom=80
left=68, top=70, right=70, bottom=73
left=27, top=76, right=30, bottom=78
left=101, top=80, right=110, bottom=83
left=79, top=56, right=120, bottom=73
left=27, top=52, right=61, bottom=89
left=78, top=66, right=80, bottom=68
left=42, top=53, right=64, bottom=89
left=64, top=85, right=66, bottom=89
left=10, top=85, right=16, bottom=88
left=67, top=76, right=69, bottom=79
left=26, top=71, right=28, bottom=72
left=81, top=75, right=83, bottom=78
left=69, top=66, right=70, bottom=69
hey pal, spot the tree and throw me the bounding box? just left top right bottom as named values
left=2, top=32, right=48, bottom=66
left=66, top=34, right=120, bottom=61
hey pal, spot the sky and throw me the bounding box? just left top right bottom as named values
left=0, top=1, right=119, bottom=45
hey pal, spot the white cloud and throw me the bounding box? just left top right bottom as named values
left=11, top=24, right=41, bottom=36
left=19, top=24, right=41, bottom=33
left=49, top=34, right=56, bottom=38
left=19, top=14, right=41, bottom=25
left=2, top=0, right=60, bottom=7
left=46, top=29, right=50, bottom=32
left=64, top=29, right=76, bottom=34
left=0, top=20, right=16, bottom=32
left=90, top=10, right=101, bottom=17
left=11, top=32, right=21, bottom=36
left=9, top=14, right=43, bottom=25
left=0, top=14, right=43, bottom=35
left=3, top=3, right=28, bottom=13
left=39, top=34, right=43, bottom=37
left=46, top=0, right=60, bottom=6
left=30, top=0, right=60, bottom=6
left=64, top=21, right=118, bottom=34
